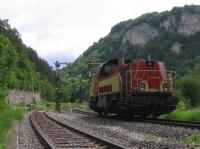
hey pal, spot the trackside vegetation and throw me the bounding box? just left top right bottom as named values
left=0, top=100, right=24, bottom=149
left=0, top=19, right=55, bottom=102
left=0, top=18, right=55, bottom=148
left=182, top=134, right=200, bottom=146
left=163, top=109, right=200, bottom=121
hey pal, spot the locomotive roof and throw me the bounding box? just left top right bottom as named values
left=98, top=58, right=163, bottom=68
left=101, top=58, right=132, bottom=66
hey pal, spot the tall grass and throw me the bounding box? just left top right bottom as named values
left=161, top=109, right=200, bottom=121
left=0, top=101, right=24, bottom=149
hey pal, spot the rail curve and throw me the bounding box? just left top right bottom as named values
left=30, top=111, right=126, bottom=149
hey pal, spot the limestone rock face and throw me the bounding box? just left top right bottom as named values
left=6, top=89, right=41, bottom=104
left=121, top=23, right=159, bottom=47
left=170, top=42, right=182, bottom=54
left=178, top=13, right=200, bottom=36
left=161, top=15, right=176, bottom=31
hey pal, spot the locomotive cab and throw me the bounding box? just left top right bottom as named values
left=99, top=59, right=119, bottom=77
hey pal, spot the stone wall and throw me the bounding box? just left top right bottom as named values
left=6, top=89, right=41, bottom=105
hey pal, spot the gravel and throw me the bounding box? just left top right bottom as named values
left=46, top=110, right=200, bottom=149
left=18, top=112, right=44, bottom=149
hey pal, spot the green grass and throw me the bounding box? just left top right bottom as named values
left=161, top=109, right=200, bottom=121
left=182, top=134, right=200, bottom=146
left=33, top=101, right=93, bottom=112
left=0, top=102, right=24, bottom=149
left=60, top=102, right=93, bottom=112
left=32, top=101, right=55, bottom=110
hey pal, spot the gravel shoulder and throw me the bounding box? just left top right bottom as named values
left=18, top=112, right=44, bottom=149
left=47, top=110, right=200, bottom=149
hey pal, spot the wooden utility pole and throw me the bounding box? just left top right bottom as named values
left=55, top=61, right=68, bottom=113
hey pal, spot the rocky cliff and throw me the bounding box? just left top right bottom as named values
left=121, top=11, right=200, bottom=51
left=121, top=23, right=159, bottom=46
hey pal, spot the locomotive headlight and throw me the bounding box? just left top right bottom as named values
left=164, top=87, right=168, bottom=92
left=140, top=83, right=146, bottom=91
left=141, top=87, right=144, bottom=91
left=163, top=84, right=168, bottom=92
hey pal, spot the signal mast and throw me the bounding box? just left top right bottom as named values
left=55, top=61, right=69, bottom=113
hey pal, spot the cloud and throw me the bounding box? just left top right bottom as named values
left=1, top=0, right=200, bottom=66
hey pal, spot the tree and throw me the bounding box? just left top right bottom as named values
left=177, top=76, right=200, bottom=107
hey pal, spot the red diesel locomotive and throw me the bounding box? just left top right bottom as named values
left=89, top=58, right=178, bottom=117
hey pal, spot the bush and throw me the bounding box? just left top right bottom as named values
left=176, top=101, right=187, bottom=111
left=173, top=90, right=186, bottom=111
left=177, top=76, right=200, bottom=107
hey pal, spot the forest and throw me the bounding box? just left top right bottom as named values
left=0, top=19, right=55, bottom=102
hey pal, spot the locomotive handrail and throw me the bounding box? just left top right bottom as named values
left=128, top=69, right=175, bottom=73
left=126, top=70, right=175, bottom=95
left=127, top=70, right=176, bottom=78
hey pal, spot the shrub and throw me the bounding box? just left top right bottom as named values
left=177, top=76, right=200, bottom=107
left=176, top=101, right=187, bottom=111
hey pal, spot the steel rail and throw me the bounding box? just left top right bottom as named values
left=138, top=118, right=200, bottom=129
left=30, top=111, right=126, bottom=149
left=44, top=112, right=126, bottom=149
left=30, top=111, right=54, bottom=149
left=70, top=109, right=200, bottom=129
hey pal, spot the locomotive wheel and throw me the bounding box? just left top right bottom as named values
left=127, top=113, right=133, bottom=117
left=152, top=114, right=158, bottom=119
left=117, top=112, right=122, bottom=117
left=141, top=115, right=147, bottom=118
left=98, top=112, right=102, bottom=116
left=103, top=112, right=108, bottom=116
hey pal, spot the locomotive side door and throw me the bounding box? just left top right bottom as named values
left=126, top=69, right=132, bottom=99
left=120, top=64, right=132, bottom=101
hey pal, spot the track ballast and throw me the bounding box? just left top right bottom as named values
left=30, top=111, right=126, bottom=149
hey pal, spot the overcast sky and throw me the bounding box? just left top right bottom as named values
left=1, top=0, right=200, bottom=66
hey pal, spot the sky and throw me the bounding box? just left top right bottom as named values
left=0, top=0, right=200, bottom=66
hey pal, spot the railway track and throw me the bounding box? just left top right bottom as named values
left=139, top=117, right=200, bottom=129
left=30, top=111, right=126, bottom=149
left=70, top=109, right=200, bottom=129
